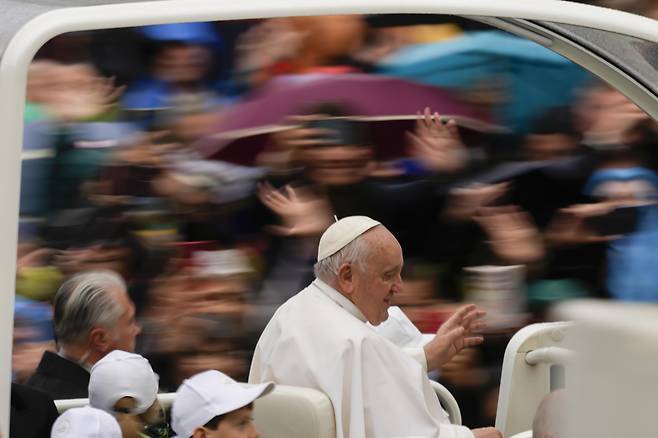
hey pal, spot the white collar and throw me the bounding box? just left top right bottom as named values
left=312, top=278, right=368, bottom=323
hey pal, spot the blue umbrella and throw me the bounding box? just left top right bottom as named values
left=376, top=30, right=591, bottom=132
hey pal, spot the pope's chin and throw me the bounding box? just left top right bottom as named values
left=370, top=300, right=392, bottom=326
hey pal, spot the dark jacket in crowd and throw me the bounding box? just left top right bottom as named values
left=26, top=351, right=90, bottom=400
left=10, top=383, right=59, bottom=438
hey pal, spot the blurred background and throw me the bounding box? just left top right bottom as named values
left=12, top=6, right=658, bottom=428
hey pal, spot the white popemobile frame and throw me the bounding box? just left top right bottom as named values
left=2, top=1, right=658, bottom=435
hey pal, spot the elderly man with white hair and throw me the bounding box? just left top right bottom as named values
left=250, top=216, right=501, bottom=438
left=27, top=270, right=141, bottom=399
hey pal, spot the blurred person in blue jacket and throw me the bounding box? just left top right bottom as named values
left=121, top=22, right=236, bottom=130
left=546, top=120, right=658, bottom=301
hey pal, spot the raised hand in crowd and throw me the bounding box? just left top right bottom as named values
left=545, top=202, right=623, bottom=246
left=16, top=247, right=55, bottom=272
left=444, top=183, right=509, bottom=222
left=407, top=107, right=468, bottom=173
left=35, top=64, right=124, bottom=122
left=474, top=205, right=545, bottom=264
left=235, top=18, right=306, bottom=85
left=258, top=182, right=333, bottom=236
left=439, top=347, right=489, bottom=389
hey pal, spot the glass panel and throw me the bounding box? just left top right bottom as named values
left=540, top=20, right=658, bottom=95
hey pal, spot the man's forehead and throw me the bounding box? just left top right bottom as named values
left=365, top=226, right=400, bottom=248
left=107, top=285, right=133, bottom=311
left=364, top=228, right=403, bottom=263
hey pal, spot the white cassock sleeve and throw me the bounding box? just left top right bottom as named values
left=358, top=337, right=474, bottom=438
left=370, top=306, right=433, bottom=370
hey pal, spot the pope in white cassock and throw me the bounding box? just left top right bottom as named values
left=249, top=216, right=502, bottom=438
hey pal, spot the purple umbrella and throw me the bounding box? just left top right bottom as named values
left=198, top=73, right=503, bottom=163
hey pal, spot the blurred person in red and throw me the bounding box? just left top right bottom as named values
left=235, top=16, right=366, bottom=88
left=27, top=270, right=141, bottom=399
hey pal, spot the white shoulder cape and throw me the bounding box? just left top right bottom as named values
left=249, top=279, right=473, bottom=438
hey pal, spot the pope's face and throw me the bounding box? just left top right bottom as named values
left=351, top=227, right=404, bottom=325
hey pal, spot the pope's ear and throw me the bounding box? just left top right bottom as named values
left=336, top=262, right=355, bottom=293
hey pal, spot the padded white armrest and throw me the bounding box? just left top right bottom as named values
left=429, top=380, right=462, bottom=425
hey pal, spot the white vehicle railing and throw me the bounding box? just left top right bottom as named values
left=495, top=322, right=573, bottom=438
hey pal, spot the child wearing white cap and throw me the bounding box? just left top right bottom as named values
left=51, top=406, right=122, bottom=438
left=89, top=350, right=169, bottom=438
left=171, top=370, right=274, bottom=438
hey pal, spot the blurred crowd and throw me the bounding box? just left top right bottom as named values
left=11, top=12, right=658, bottom=432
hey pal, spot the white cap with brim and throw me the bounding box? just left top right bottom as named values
left=89, top=350, right=159, bottom=415
left=51, top=406, right=122, bottom=438
left=317, top=216, right=381, bottom=262
left=171, top=370, right=274, bottom=438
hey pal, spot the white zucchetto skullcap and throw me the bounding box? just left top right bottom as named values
left=51, top=406, right=122, bottom=438
left=89, top=350, right=159, bottom=415
left=317, top=216, right=381, bottom=262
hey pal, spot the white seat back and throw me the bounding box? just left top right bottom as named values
left=253, top=385, right=335, bottom=438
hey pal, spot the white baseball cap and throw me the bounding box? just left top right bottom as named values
left=89, top=350, right=159, bottom=415
left=171, top=370, right=274, bottom=438
left=317, top=216, right=381, bottom=261
left=51, top=406, right=122, bottom=438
